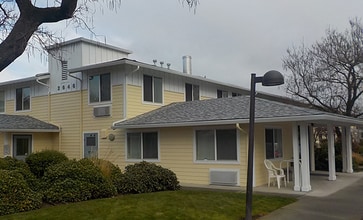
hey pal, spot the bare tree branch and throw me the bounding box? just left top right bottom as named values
left=283, top=18, right=363, bottom=117
left=0, top=0, right=199, bottom=72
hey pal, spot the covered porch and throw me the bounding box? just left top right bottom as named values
left=254, top=171, right=363, bottom=197
left=285, top=121, right=358, bottom=192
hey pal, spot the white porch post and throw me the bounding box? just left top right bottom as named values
left=299, top=123, right=311, bottom=192
left=345, top=126, right=353, bottom=173
left=327, top=124, right=337, bottom=180
left=341, top=127, right=347, bottom=172
left=292, top=123, right=301, bottom=191
left=309, top=125, right=315, bottom=172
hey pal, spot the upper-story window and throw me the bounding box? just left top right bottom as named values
left=143, top=75, right=162, bottom=103
left=89, top=73, right=111, bottom=103
left=185, top=83, right=199, bottom=101
left=217, top=89, right=228, bottom=98
left=16, top=87, right=30, bottom=111
left=265, top=128, right=283, bottom=159
left=0, top=91, right=4, bottom=113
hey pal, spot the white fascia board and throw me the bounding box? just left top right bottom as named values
left=0, top=76, right=36, bottom=86
left=0, top=129, right=60, bottom=133
left=68, top=59, right=252, bottom=92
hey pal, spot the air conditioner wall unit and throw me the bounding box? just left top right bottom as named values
left=93, top=106, right=111, bottom=117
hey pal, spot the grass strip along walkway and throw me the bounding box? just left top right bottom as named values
left=1, top=190, right=296, bottom=220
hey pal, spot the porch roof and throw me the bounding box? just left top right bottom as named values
left=113, top=96, right=363, bottom=129
left=0, top=114, right=60, bottom=132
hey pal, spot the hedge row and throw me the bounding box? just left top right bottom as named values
left=0, top=150, right=180, bottom=216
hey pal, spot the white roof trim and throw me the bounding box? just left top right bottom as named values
left=0, top=129, right=60, bottom=133
left=114, top=114, right=363, bottom=129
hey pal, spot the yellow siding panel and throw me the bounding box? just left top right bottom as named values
left=32, top=133, right=58, bottom=152
left=254, top=122, right=294, bottom=186
left=164, top=90, right=184, bottom=104
left=30, top=96, right=50, bottom=121
left=126, top=85, right=185, bottom=118
left=158, top=127, right=249, bottom=186
left=81, top=85, right=124, bottom=163
left=82, top=85, right=124, bottom=130
left=51, top=92, right=82, bottom=159
left=126, top=85, right=159, bottom=118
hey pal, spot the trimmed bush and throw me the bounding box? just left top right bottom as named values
left=0, top=157, right=39, bottom=191
left=41, top=160, right=117, bottom=204
left=26, top=150, right=68, bottom=178
left=120, top=161, right=180, bottom=194
left=0, top=170, right=42, bottom=216
left=80, top=158, right=124, bottom=194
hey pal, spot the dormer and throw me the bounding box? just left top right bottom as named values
left=46, top=38, right=132, bottom=94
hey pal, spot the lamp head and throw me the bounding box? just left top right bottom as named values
left=262, top=70, right=284, bottom=86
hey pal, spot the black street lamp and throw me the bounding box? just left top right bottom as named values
left=245, top=70, right=284, bottom=220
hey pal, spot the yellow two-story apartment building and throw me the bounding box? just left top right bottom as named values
left=1, top=38, right=361, bottom=191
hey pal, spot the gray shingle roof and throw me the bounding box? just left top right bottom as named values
left=114, top=96, right=363, bottom=128
left=0, top=114, right=59, bottom=131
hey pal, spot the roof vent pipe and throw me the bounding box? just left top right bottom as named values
left=182, top=55, right=192, bottom=75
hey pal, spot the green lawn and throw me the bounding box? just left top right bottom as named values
left=0, top=190, right=296, bottom=220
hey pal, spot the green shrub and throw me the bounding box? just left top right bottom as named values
left=80, top=158, right=124, bottom=194
left=315, top=140, right=343, bottom=172
left=0, top=157, right=39, bottom=191
left=120, top=161, right=180, bottom=194
left=26, top=150, right=68, bottom=178
left=0, top=170, right=42, bottom=216
left=41, top=160, right=117, bottom=204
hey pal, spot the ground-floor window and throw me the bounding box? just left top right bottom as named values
left=265, top=128, right=283, bottom=159
left=127, top=131, right=158, bottom=160
left=13, top=135, right=32, bottom=161
left=195, top=129, right=237, bottom=161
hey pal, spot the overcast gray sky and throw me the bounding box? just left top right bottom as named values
left=1, top=0, right=363, bottom=95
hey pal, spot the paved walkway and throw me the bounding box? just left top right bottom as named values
left=258, top=172, right=363, bottom=220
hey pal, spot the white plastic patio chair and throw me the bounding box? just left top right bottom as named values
left=264, top=159, right=286, bottom=189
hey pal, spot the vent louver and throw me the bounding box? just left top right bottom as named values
left=210, top=169, right=239, bottom=186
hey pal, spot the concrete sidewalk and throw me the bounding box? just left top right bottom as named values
left=258, top=172, right=363, bottom=220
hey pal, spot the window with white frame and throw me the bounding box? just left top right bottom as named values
left=0, top=91, right=4, bottom=112
left=143, top=75, right=162, bottom=103
left=16, top=87, right=30, bottom=111
left=127, top=131, right=158, bottom=160
left=89, top=73, right=111, bottom=103
left=217, top=89, right=228, bottom=98
left=185, top=83, right=200, bottom=101
left=265, top=128, right=283, bottom=159
left=195, top=129, right=237, bottom=161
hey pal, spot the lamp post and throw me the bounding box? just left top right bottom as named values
left=245, top=70, right=284, bottom=220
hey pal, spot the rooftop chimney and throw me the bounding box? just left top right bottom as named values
left=182, top=55, right=192, bottom=75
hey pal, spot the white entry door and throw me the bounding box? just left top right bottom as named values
left=84, top=133, right=98, bottom=158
